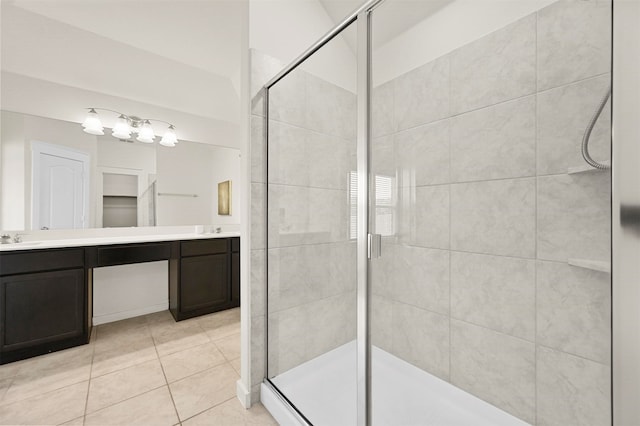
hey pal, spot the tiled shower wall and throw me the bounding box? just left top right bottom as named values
left=371, top=1, right=611, bottom=424
left=249, top=49, right=357, bottom=401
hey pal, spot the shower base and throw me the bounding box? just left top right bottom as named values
left=261, top=341, right=528, bottom=425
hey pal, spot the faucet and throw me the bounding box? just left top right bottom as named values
left=1, top=234, right=11, bottom=244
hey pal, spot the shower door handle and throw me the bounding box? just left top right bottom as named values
left=368, top=233, right=382, bottom=259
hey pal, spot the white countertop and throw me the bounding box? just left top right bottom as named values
left=0, top=232, right=240, bottom=252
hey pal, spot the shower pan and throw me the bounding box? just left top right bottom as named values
left=253, top=0, right=621, bottom=424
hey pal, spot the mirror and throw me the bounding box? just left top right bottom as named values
left=0, top=0, right=242, bottom=232
left=0, top=111, right=240, bottom=230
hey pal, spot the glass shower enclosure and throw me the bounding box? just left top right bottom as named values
left=260, top=0, right=612, bottom=424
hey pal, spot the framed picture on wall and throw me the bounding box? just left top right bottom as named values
left=218, top=180, right=232, bottom=215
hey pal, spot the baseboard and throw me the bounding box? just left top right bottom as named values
left=236, top=379, right=251, bottom=409
left=92, top=302, right=168, bottom=325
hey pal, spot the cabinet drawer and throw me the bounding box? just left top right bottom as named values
left=0, top=249, right=84, bottom=276
left=96, top=243, right=170, bottom=267
left=181, top=239, right=227, bottom=257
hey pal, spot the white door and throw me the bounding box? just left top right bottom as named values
left=32, top=142, right=89, bottom=230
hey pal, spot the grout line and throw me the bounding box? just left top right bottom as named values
left=152, top=332, right=181, bottom=423
left=534, top=11, right=539, bottom=424
left=83, top=337, right=97, bottom=425
left=178, top=396, right=238, bottom=424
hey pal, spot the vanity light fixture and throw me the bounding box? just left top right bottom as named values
left=81, top=108, right=179, bottom=146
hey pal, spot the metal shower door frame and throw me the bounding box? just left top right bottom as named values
left=262, top=0, right=384, bottom=425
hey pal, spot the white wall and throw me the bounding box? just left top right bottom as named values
left=156, top=141, right=241, bottom=227
left=93, top=261, right=169, bottom=325
left=0, top=111, right=98, bottom=231
left=373, top=0, right=558, bottom=85
left=249, top=0, right=356, bottom=92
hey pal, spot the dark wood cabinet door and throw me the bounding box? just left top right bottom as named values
left=0, top=269, right=84, bottom=351
left=231, top=252, right=240, bottom=306
left=180, top=254, right=228, bottom=312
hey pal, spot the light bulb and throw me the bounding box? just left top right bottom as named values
left=136, top=120, right=155, bottom=143
left=112, top=115, right=132, bottom=139
left=82, top=109, right=104, bottom=135
left=160, top=125, right=178, bottom=147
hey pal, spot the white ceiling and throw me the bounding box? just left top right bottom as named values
left=319, top=0, right=451, bottom=49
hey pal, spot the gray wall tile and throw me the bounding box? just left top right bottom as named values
left=305, top=73, right=357, bottom=140
left=451, top=96, right=536, bottom=182
left=537, top=173, right=611, bottom=262
left=373, top=81, right=395, bottom=138
left=251, top=115, right=266, bottom=184
left=451, top=178, right=536, bottom=258
left=268, top=67, right=307, bottom=128
left=451, top=320, right=535, bottom=424
left=537, top=261, right=610, bottom=364
left=537, top=347, right=610, bottom=426
left=451, top=252, right=535, bottom=341
left=308, top=132, right=353, bottom=190
left=392, top=302, right=450, bottom=380
left=394, top=56, right=450, bottom=131
left=371, top=295, right=393, bottom=352
left=267, top=305, right=308, bottom=376
left=250, top=249, right=266, bottom=318
left=537, top=0, right=611, bottom=91
left=399, top=184, right=450, bottom=250
left=394, top=245, right=450, bottom=315
left=450, top=14, right=536, bottom=114
left=251, top=183, right=265, bottom=250
left=250, top=316, right=265, bottom=386
left=537, top=75, right=611, bottom=175
left=396, top=119, right=450, bottom=187
left=306, top=293, right=356, bottom=360
left=268, top=120, right=309, bottom=187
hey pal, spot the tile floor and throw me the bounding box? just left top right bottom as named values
left=0, top=308, right=276, bottom=426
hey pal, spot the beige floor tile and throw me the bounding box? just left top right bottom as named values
left=214, top=333, right=241, bottom=361
left=3, top=346, right=93, bottom=405
left=183, top=399, right=276, bottom=426
left=144, top=310, right=176, bottom=325
left=85, top=386, right=178, bottom=426
left=86, top=358, right=166, bottom=414
left=199, top=309, right=240, bottom=341
left=0, top=361, right=20, bottom=381
left=94, top=324, right=153, bottom=351
left=59, top=416, right=85, bottom=425
left=160, top=342, right=227, bottom=383
left=152, top=321, right=210, bottom=357
left=91, top=336, right=158, bottom=378
left=169, top=363, right=239, bottom=421
left=0, top=381, right=88, bottom=425
left=230, top=357, right=241, bottom=376
left=0, top=378, right=12, bottom=402
left=95, top=315, right=148, bottom=337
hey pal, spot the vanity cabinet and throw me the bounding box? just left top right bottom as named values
left=0, top=249, right=88, bottom=364
left=171, top=237, right=240, bottom=321
left=0, top=236, right=240, bottom=364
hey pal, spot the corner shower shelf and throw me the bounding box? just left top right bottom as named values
left=568, top=162, right=610, bottom=174
left=568, top=258, right=611, bottom=273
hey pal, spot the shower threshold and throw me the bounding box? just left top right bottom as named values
left=262, top=341, right=529, bottom=426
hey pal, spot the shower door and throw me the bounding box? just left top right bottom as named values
left=368, top=0, right=612, bottom=425
left=264, top=20, right=361, bottom=425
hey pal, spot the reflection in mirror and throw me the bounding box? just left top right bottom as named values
left=0, top=111, right=240, bottom=231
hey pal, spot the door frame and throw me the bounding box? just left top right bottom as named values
left=31, top=141, right=90, bottom=230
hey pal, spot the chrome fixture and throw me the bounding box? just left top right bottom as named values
left=582, top=87, right=611, bottom=170
left=1, top=234, right=11, bottom=244
left=82, top=108, right=179, bottom=147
